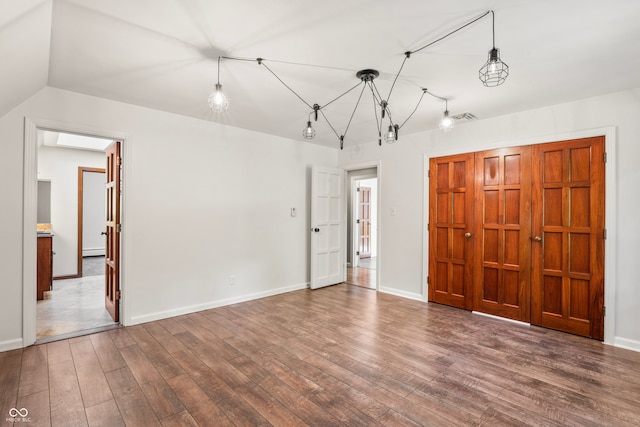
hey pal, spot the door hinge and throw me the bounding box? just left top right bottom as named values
left=117, top=156, right=123, bottom=167
left=603, top=229, right=607, bottom=239
left=603, top=306, right=606, bottom=316
left=115, top=290, right=121, bottom=300
left=356, top=219, right=360, bottom=224
left=427, top=276, right=429, bottom=284
left=356, top=251, right=360, bottom=256
left=427, top=169, right=430, bottom=177
left=427, top=223, right=429, bottom=231
left=357, top=187, right=360, bottom=192
left=116, top=223, right=122, bottom=233
left=603, top=152, right=607, bottom=163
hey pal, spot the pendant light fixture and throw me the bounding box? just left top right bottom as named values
left=302, top=120, right=316, bottom=139
left=479, top=10, right=509, bottom=87
left=210, top=10, right=508, bottom=147
left=439, top=99, right=455, bottom=131
left=384, top=124, right=399, bottom=143
left=208, top=57, right=229, bottom=112
left=302, top=104, right=321, bottom=139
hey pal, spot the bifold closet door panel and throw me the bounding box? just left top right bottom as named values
left=473, top=147, right=532, bottom=322
left=428, top=153, right=475, bottom=310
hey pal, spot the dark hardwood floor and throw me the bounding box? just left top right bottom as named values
left=2, top=284, right=640, bottom=426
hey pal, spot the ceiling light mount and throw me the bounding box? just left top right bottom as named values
left=356, top=69, right=379, bottom=82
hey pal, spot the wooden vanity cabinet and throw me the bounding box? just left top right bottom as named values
left=37, top=235, right=53, bottom=300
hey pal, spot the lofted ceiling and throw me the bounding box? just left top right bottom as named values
left=3, top=0, right=640, bottom=149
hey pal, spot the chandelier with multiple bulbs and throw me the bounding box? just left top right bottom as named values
left=208, top=10, right=508, bottom=149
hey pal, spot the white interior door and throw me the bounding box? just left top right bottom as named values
left=310, top=166, right=345, bottom=289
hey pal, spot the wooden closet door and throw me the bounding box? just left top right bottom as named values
left=474, top=147, right=532, bottom=321
left=531, top=137, right=605, bottom=340
left=428, top=154, right=474, bottom=310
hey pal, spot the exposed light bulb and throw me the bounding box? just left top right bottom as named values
left=302, top=121, right=316, bottom=139
left=488, top=60, right=499, bottom=77
left=439, top=110, right=455, bottom=131
left=208, top=83, right=229, bottom=112
left=384, top=125, right=397, bottom=143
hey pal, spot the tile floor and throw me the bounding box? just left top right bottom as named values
left=83, top=255, right=105, bottom=277
left=37, top=274, right=116, bottom=339
left=357, top=256, right=376, bottom=270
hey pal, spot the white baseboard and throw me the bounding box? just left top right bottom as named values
left=613, top=336, right=640, bottom=353
left=129, top=282, right=309, bottom=326
left=0, top=338, right=24, bottom=353
left=378, top=286, right=424, bottom=302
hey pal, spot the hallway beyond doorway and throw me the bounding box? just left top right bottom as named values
left=37, top=275, right=116, bottom=339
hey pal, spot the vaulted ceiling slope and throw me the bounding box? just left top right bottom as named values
left=2, top=0, right=640, bottom=148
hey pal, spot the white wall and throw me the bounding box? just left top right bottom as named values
left=38, top=146, right=104, bottom=276
left=339, top=88, right=640, bottom=351
left=0, top=87, right=337, bottom=350
left=82, top=170, right=106, bottom=257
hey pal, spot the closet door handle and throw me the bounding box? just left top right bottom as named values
left=533, top=236, right=542, bottom=242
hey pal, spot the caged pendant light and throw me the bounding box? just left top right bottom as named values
left=209, top=10, right=509, bottom=147
left=479, top=10, right=509, bottom=87
left=208, top=57, right=229, bottom=112
left=439, top=99, right=455, bottom=131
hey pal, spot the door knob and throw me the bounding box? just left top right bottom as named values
left=101, top=231, right=107, bottom=236
left=533, top=236, right=542, bottom=242
left=312, top=228, right=320, bottom=233
left=464, top=232, right=472, bottom=239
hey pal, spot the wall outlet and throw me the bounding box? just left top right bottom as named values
left=290, top=207, right=297, bottom=217
left=229, top=275, right=236, bottom=286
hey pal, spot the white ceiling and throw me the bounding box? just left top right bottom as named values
left=3, top=0, right=640, bottom=149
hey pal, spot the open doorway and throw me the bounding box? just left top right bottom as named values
left=36, top=130, right=120, bottom=341
left=345, top=167, right=378, bottom=289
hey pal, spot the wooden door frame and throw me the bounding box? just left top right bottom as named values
left=22, top=118, right=129, bottom=347
left=422, top=126, right=617, bottom=345
left=77, top=166, right=106, bottom=278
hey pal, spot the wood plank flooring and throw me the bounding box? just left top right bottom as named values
left=2, top=283, right=640, bottom=426
left=346, top=267, right=376, bottom=289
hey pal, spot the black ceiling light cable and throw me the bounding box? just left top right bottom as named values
left=214, top=10, right=499, bottom=147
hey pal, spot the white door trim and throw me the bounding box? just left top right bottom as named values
left=22, top=117, right=129, bottom=347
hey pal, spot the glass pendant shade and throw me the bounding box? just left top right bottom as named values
left=479, top=48, right=509, bottom=87
left=439, top=110, right=455, bottom=131
left=302, top=121, right=316, bottom=139
left=384, top=125, right=397, bottom=143
left=208, top=83, right=229, bottom=112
